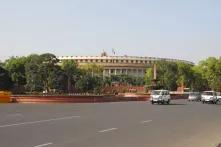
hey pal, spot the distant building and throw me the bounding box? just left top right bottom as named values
left=58, top=52, right=194, bottom=77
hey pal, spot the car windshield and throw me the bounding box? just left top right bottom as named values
left=202, top=92, right=214, bottom=95
left=151, top=91, right=162, bottom=95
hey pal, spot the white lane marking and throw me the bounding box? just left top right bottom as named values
left=0, top=116, right=80, bottom=128
left=98, top=128, right=118, bottom=133
left=141, top=120, right=152, bottom=124
left=34, top=142, right=53, bottom=147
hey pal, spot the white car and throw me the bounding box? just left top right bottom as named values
left=217, top=92, right=221, bottom=103
left=150, top=90, right=171, bottom=104
left=201, top=91, right=217, bottom=104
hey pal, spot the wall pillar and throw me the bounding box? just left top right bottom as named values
left=109, top=69, right=111, bottom=76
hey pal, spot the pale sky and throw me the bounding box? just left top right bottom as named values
left=0, top=0, right=221, bottom=63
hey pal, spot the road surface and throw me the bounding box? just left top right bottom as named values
left=0, top=100, right=221, bottom=147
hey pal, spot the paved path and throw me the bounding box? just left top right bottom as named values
left=0, top=100, right=221, bottom=147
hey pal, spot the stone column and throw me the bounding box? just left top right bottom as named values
left=103, top=70, right=105, bottom=77
left=141, top=69, right=145, bottom=77
left=109, top=69, right=111, bottom=76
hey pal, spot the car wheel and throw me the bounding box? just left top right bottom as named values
left=167, top=100, right=170, bottom=104
left=151, top=101, right=154, bottom=104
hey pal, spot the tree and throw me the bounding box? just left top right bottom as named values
left=25, top=54, right=67, bottom=93
left=0, top=66, right=13, bottom=90
left=197, top=57, right=221, bottom=91
left=155, top=61, right=178, bottom=90
left=191, top=66, right=208, bottom=91
left=103, top=76, right=112, bottom=86
left=0, top=61, right=4, bottom=67
left=176, top=62, right=194, bottom=88
left=213, top=57, right=221, bottom=91
left=75, top=74, right=97, bottom=93
left=61, top=60, right=79, bottom=93
left=133, top=77, right=145, bottom=86
left=75, top=67, right=104, bottom=94
left=92, top=75, right=104, bottom=94
left=4, top=56, right=28, bottom=93
left=39, top=53, right=60, bottom=92
left=144, top=68, right=153, bottom=86
left=25, top=54, right=44, bottom=92
left=82, top=64, right=103, bottom=77
left=74, top=64, right=104, bottom=94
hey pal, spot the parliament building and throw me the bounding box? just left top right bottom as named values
left=58, top=52, right=193, bottom=77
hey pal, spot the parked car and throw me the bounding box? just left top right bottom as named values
left=150, top=90, right=171, bottom=104
left=201, top=91, right=217, bottom=104
left=216, top=92, right=221, bottom=103
left=188, top=92, right=201, bottom=101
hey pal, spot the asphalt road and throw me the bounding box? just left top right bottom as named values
left=0, top=100, right=221, bottom=147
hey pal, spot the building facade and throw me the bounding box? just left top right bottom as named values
left=58, top=53, right=194, bottom=77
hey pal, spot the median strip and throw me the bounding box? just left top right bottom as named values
left=0, top=116, right=80, bottom=128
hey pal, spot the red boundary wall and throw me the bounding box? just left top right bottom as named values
left=171, top=94, right=189, bottom=100
left=11, top=94, right=188, bottom=104
left=12, top=95, right=149, bottom=103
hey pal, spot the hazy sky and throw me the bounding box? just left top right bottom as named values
left=0, top=0, right=221, bottom=63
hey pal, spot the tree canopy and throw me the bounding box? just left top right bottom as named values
left=196, top=57, right=221, bottom=91
left=0, top=66, right=13, bottom=90
left=1, top=53, right=221, bottom=94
